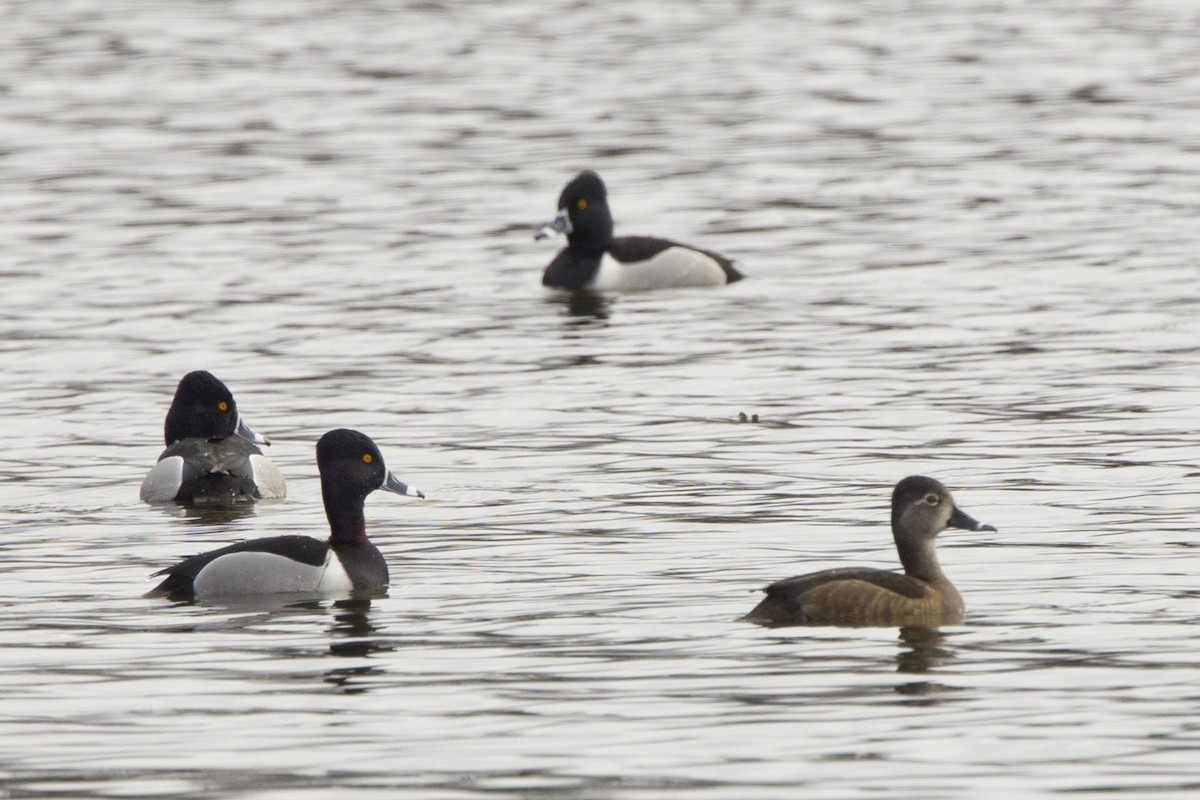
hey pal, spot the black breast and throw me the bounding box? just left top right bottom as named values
left=331, top=541, right=389, bottom=591
left=542, top=249, right=603, bottom=289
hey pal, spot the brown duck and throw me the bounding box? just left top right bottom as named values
left=743, top=476, right=996, bottom=628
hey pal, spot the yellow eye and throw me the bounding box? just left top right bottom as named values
left=924, top=493, right=939, bottom=505
left=362, top=454, right=373, bottom=464
left=576, top=198, right=588, bottom=210
left=217, top=401, right=229, bottom=412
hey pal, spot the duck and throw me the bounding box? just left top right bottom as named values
left=535, top=170, right=744, bottom=291
left=148, top=428, right=424, bottom=598
left=742, top=476, right=996, bottom=628
left=140, top=370, right=286, bottom=504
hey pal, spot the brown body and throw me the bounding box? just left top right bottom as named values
left=742, top=476, right=994, bottom=628
left=744, top=568, right=964, bottom=627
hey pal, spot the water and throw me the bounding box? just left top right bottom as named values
left=2, top=0, right=1200, bottom=797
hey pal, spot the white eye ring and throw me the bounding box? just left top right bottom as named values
left=924, top=494, right=939, bottom=505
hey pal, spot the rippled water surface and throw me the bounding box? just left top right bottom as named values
left=3, top=1, right=1200, bottom=797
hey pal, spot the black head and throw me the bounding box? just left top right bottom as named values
left=163, top=371, right=242, bottom=445
left=317, top=429, right=423, bottom=508
left=557, top=170, right=608, bottom=211
left=539, top=170, right=614, bottom=253
left=891, top=475, right=996, bottom=539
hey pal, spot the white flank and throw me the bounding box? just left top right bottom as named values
left=140, top=456, right=185, bottom=503
left=192, top=550, right=353, bottom=596
left=248, top=454, right=287, bottom=499
left=594, top=247, right=727, bottom=291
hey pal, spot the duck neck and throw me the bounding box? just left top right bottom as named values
left=896, top=536, right=947, bottom=585
left=567, top=212, right=613, bottom=256
left=322, top=481, right=369, bottom=546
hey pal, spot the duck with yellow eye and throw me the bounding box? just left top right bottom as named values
left=140, top=370, right=285, bottom=504
left=535, top=170, right=744, bottom=291
left=742, top=476, right=997, bottom=628
left=149, top=429, right=424, bottom=598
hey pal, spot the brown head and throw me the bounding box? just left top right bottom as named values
left=891, top=476, right=996, bottom=581
left=743, top=476, right=998, bottom=627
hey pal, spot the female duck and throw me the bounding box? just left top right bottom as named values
left=140, top=370, right=285, bottom=504
left=535, top=170, right=744, bottom=291
left=743, top=476, right=996, bottom=628
left=149, top=428, right=423, bottom=598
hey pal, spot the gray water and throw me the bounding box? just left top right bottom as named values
left=2, top=0, right=1200, bottom=797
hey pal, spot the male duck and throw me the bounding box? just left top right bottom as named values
left=742, top=476, right=996, bottom=628
left=141, top=370, right=285, bottom=504
left=149, top=428, right=423, bottom=598
left=535, top=170, right=744, bottom=291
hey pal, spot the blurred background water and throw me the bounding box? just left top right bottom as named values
left=2, top=0, right=1199, bottom=797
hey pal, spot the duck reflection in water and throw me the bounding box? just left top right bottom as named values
left=327, top=596, right=388, bottom=657
left=326, top=597, right=393, bottom=693
left=541, top=287, right=611, bottom=321
left=157, top=501, right=261, bottom=527
left=161, top=593, right=390, bottom=693
left=894, top=626, right=960, bottom=703
left=743, top=476, right=996, bottom=628
left=895, top=626, right=955, bottom=674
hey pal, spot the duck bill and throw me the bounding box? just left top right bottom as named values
left=534, top=208, right=572, bottom=240
left=235, top=416, right=270, bottom=446
left=382, top=470, right=425, bottom=499
left=948, top=506, right=996, bottom=532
